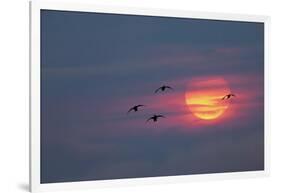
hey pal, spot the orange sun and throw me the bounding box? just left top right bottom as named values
left=185, top=77, right=230, bottom=120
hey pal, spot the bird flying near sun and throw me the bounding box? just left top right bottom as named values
left=222, top=93, right=236, bottom=100
left=127, top=105, right=145, bottom=114
left=155, top=85, right=173, bottom=93
left=185, top=77, right=232, bottom=120
left=146, top=114, right=165, bottom=122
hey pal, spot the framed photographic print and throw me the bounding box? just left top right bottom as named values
left=30, top=0, right=270, bottom=192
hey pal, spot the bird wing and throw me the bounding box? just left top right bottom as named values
left=154, top=87, right=161, bottom=93
left=157, top=115, right=165, bottom=118
left=146, top=117, right=153, bottom=122
left=221, top=95, right=227, bottom=100
left=166, top=86, right=173, bottom=90
left=136, top=105, right=145, bottom=108
left=127, top=107, right=134, bottom=114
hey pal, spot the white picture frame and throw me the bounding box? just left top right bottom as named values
left=29, top=0, right=270, bottom=192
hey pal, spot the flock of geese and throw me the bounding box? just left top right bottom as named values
left=127, top=85, right=235, bottom=123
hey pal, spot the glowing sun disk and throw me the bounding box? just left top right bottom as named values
left=185, top=78, right=230, bottom=120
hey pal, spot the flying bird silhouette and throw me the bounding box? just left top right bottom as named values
left=127, top=105, right=145, bottom=114
left=146, top=114, right=165, bottom=122
left=155, top=85, right=173, bottom=93
left=222, top=93, right=235, bottom=100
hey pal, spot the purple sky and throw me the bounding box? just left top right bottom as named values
left=40, top=10, right=264, bottom=183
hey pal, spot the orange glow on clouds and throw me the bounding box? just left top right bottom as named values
left=185, top=77, right=231, bottom=120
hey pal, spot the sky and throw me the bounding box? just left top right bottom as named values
left=40, top=10, right=264, bottom=183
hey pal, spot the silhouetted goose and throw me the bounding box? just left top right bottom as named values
left=155, top=85, right=173, bottom=93
left=146, top=114, right=165, bottom=122
left=222, top=93, right=235, bottom=100
left=127, top=105, right=145, bottom=114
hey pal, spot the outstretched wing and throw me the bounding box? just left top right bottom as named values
left=157, top=115, right=165, bottom=118
left=136, top=105, right=145, bottom=108
left=221, top=95, right=227, bottom=100
left=154, top=87, right=161, bottom=93
left=146, top=117, right=153, bottom=122
left=127, top=107, right=134, bottom=114
left=165, top=86, right=173, bottom=90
